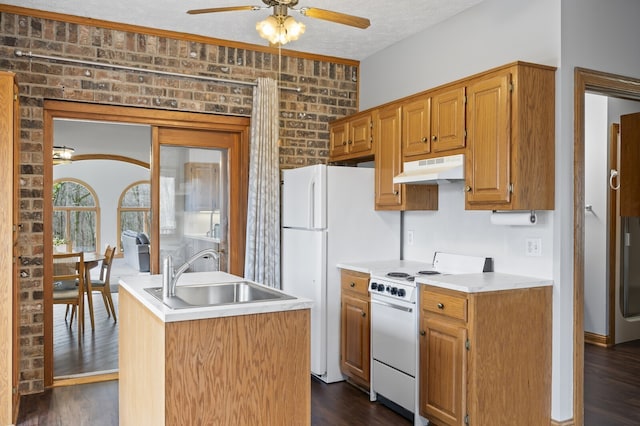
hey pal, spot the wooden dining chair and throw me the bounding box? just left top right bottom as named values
left=90, top=245, right=117, bottom=322
left=53, top=252, right=86, bottom=336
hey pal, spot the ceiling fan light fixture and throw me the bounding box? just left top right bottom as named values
left=52, top=145, right=75, bottom=165
left=256, top=14, right=305, bottom=45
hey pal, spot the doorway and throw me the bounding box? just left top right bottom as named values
left=43, top=101, right=249, bottom=387
left=583, top=96, right=640, bottom=347
left=575, top=69, right=640, bottom=425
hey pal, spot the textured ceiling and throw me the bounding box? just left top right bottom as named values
left=8, top=0, right=484, bottom=61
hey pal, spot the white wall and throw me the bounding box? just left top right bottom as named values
left=584, top=93, right=608, bottom=336
left=361, top=0, right=640, bottom=421
left=360, top=0, right=568, bottom=419
left=53, top=160, right=150, bottom=251
left=360, top=0, right=559, bottom=110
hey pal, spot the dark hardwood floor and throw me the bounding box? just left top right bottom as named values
left=53, top=293, right=119, bottom=377
left=585, top=339, right=640, bottom=425
left=17, top=378, right=411, bottom=425
left=20, top=340, right=640, bottom=425
left=37, top=288, right=640, bottom=425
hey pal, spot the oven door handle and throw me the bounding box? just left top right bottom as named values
left=370, top=298, right=413, bottom=313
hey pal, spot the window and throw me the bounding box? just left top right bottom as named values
left=118, top=181, right=151, bottom=253
left=52, top=179, right=99, bottom=252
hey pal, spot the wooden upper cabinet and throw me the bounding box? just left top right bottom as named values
left=466, top=72, right=512, bottom=206
left=403, top=96, right=432, bottom=158
left=403, top=85, right=466, bottom=160
left=620, top=112, right=640, bottom=216
left=431, top=85, right=466, bottom=153
left=329, top=112, right=373, bottom=161
left=465, top=63, right=556, bottom=210
left=185, top=162, right=219, bottom=212
left=374, top=104, right=403, bottom=208
left=374, top=104, right=438, bottom=211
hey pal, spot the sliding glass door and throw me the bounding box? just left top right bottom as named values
left=152, top=127, right=248, bottom=276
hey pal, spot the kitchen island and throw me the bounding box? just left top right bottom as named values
left=118, top=272, right=313, bottom=426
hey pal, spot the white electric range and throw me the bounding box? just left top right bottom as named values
left=367, top=252, right=492, bottom=418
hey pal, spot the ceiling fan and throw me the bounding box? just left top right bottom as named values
left=187, top=0, right=370, bottom=46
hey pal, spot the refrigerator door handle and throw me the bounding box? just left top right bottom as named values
left=308, top=179, right=315, bottom=229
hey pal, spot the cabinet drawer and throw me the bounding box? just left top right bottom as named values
left=422, top=288, right=467, bottom=321
left=341, top=270, right=370, bottom=296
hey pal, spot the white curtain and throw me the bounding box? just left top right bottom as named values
left=245, top=77, right=281, bottom=288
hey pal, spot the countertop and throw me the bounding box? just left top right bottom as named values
left=337, top=261, right=552, bottom=293
left=336, top=260, right=434, bottom=277
left=416, top=272, right=553, bottom=293
left=119, top=271, right=313, bottom=323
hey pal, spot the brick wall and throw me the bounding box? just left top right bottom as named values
left=0, top=10, right=359, bottom=394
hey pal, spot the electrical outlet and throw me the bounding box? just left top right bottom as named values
left=526, top=238, right=542, bottom=257
left=407, top=230, right=414, bottom=246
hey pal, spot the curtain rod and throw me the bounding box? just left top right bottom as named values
left=14, top=49, right=301, bottom=92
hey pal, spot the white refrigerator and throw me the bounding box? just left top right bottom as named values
left=281, top=164, right=401, bottom=383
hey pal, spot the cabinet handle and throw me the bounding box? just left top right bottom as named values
left=350, top=282, right=355, bottom=288
left=464, top=185, right=472, bottom=192
left=420, top=330, right=426, bottom=336
left=393, top=190, right=399, bottom=196
left=432, top=135, right=437, bottom=141
left=437, top=303, right=445, bottom=309
left=361, top=311, right=366, bottom=317
left=348, top=140, right=353, bottom=145
left=342, top=141, right=347, bottom=146
left=421, top=137, right=428, bottom=143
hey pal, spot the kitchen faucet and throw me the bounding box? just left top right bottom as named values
left=162, top=248, right=220, bottom=298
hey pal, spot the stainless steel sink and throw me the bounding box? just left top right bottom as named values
left=144, top=281, right=294, bottom=309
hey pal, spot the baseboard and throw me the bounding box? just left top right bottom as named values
left=584, top=331, right=612, bottom=347
left=551, top=418, right=574, bottom=426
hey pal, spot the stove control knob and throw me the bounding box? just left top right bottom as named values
left=370, top=282, right=378, bottom=291
left=390, top=287, right=398, bottom=295
left=378, top=286, right=385, bottom=292
left=398, top=288, right=406, bottom=297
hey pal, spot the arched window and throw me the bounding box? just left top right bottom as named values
left=118, top=181, right=151, bottom=254
left=53, top=179, right=100, bottom=253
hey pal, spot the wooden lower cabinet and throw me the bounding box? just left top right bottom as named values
left=340, top=269, right=371, bottom=389
left=119, top=288, right=311, bottom=426
left=419, top=284, right=551, bottom=426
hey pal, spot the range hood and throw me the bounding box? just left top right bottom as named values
left=393, top=153, right=465, bottom=184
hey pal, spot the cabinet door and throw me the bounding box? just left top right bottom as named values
left=349, top=114, right=373, bottom=156
left=466, top=72, right=511, bottom=205
left=432, top=86, right=466, bottom=153
left=419, top=314, right=467, bottom=426
left=403, top=97, right=431, bottom=158
left=340, top=293, right=370, bottom=384
left=374, top=105, right=403, bottom=208
left=185, top=163, right=219, bottom=211
left=329, top=120, right=349, bottom=158
left=620, top=112, right=640, bottom=216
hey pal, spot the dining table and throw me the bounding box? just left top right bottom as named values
left=82, top=252, right=105, bottom=330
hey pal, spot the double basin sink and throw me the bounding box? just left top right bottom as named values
left=145, top=281, right=294, bottom=309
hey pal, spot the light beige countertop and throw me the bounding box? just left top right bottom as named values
left=416, top=272, right=553, bottom=293
left=119, top=271, right=313, bottom=323
left=336, top=260, right=434, bottom=276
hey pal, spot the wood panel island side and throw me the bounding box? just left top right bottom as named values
left=118, top=272, right=313, bottom=426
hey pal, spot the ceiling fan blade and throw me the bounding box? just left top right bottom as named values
left=299, top=7, right=370, bottom=29
left=187, top=6, right=259, bottom=15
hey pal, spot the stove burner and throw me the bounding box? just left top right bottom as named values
left=386, top=272, right=410, bottom=278
left=407, top=276, right=415, bottom=282
left=418, top=270, right=441, bottom=275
